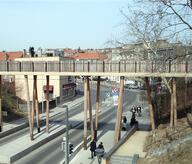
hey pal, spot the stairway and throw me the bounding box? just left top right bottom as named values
left=109, top=154, right=139, bottom=164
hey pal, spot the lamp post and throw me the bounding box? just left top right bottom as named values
left=63, top=105, right=69, bottom=164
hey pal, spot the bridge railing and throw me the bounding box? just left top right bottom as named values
left=0, top=60, right=191, bottom=74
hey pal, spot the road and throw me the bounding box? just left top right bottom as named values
left=13, top=83, right=139, bottom=164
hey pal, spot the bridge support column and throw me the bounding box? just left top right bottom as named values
left=95, top=76, right=100, bottom=141
left=145, top=77, right=155, bottom=130
left=46, top=75, right=49, bottom=133
left=173, top=77, right=177, bottom=127
left=83, top=77, right=88, bottom=150
left=0, top=75, right=2, bottom=132
left=24, top=75, right=33, bottom=140
left=114, top=76, right=124, bottom=144
left=184, top=77, right=187, bottom=108
left=33, top=75, right=40, bottom=133
left=87, top=77, right=94, bottom=140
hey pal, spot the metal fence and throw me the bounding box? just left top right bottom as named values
left=0, top=60, right=190, bottom=74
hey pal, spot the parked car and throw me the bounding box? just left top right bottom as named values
left=124, top=84, right=138, bottom=89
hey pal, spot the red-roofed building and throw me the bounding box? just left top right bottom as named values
left=63, top=48, right=78, bottom=56
left=70, top=52, right=108, bottom=61
left=0, top=51, right=23, bottom=61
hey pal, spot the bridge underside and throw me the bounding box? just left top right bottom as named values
left=0, top=71, right=191, bottom=77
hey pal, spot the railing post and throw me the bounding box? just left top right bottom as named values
left=6, top=61, right=9, bottom=72
left=151, top=61, right=153, bottom=73
left=169, top=60, right=171, bottom=73
left=185, top=60, right=188, bottom=73
left=134, top=61, right=137, bottom=73
left=96, top=61, right=98, bottom=72
left=103, top=61, right=105, bottom=72
left=73, top=60, right=75, bottom=72
left=88, top=61, right=90, bottom=72
left=59, top=61, right=61, bottom=72
left=19, top=62, right=21, bottom=72
left=124, top=61, right=126, bottom=72
left=31, top=62, right=34, bottom=72
left=118, top=61, right=121, bottom=72
left=45, top=62, right=47, bottom=72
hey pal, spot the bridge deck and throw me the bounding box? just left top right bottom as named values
left=0, top=60, right=191, bottom=77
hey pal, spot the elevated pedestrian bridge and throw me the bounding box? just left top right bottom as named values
left=0, top=60, right=191, bottom=77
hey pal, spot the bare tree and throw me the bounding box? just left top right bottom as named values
left=116, top=0, right=192, bottom=128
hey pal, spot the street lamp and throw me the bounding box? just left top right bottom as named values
left=63, top=105, right=69, bottom=164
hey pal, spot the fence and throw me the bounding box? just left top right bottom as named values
left=0, top=60, right=191, bottom=74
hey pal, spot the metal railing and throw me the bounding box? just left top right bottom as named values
left=0, top=60, right=191, bottom=74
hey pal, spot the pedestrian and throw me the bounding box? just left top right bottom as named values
left=137, top=105, right=142, bottom=117
left=122, top=116, right=127, bottom=131
left=90, top=139, right=96, bottom=158
left=131, top=106, right=136, bottom=118
left=123, top=116, right=127, bottom=124
left=98, top=142, right=104, bottom=151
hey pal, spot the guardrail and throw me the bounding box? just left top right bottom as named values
left=0, top=60, right=191, bottom=74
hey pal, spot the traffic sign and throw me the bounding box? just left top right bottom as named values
left=113, top=95, right=118, bottom=106
left=112, top=87, right=119, bottom=96
left=2, top=111, right=8, bottom=116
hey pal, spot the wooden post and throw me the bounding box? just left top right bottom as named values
left=114, top=76, right=124, bottom=144
left=34, top=75, right=40, bottom=133
left=145, top=77, right=155, bottom=130
left=87, top=77, right=94, bottom=140
left=31, top=77, right=35, bottom=136
left=170, top=93, right=174, bottom=128
left=0, top=75, right=2, bottom=132
left=184, top=77, right=187, bottom=108
left=83, top=77, right=88, bottom=150
left=24, top=75, right=33, bottom=140
left=46, top=75, right=49, bottom=133
left=95, top=76, right=100, bottom=140
left=173, top=77, right=177, bottom=126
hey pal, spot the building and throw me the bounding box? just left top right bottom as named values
left=15, top=57, right=76, bottom=104
left=0, top=51, right=23, bottom=82
left=69, top=52, right=108, bottom=61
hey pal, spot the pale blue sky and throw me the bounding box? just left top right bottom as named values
left=0, top=0, right=128, bottom=51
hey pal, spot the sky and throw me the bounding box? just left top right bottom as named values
left=0, top=0, right=128, bottom=51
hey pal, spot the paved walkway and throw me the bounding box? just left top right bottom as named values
left=113, top=131, right=149, bottom=158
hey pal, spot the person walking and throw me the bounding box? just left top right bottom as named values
left=98, top=142, right=104, bottom=150
left=95, top=142, right=105, bottom=164
left=90, top=139, right=96, bottom=158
